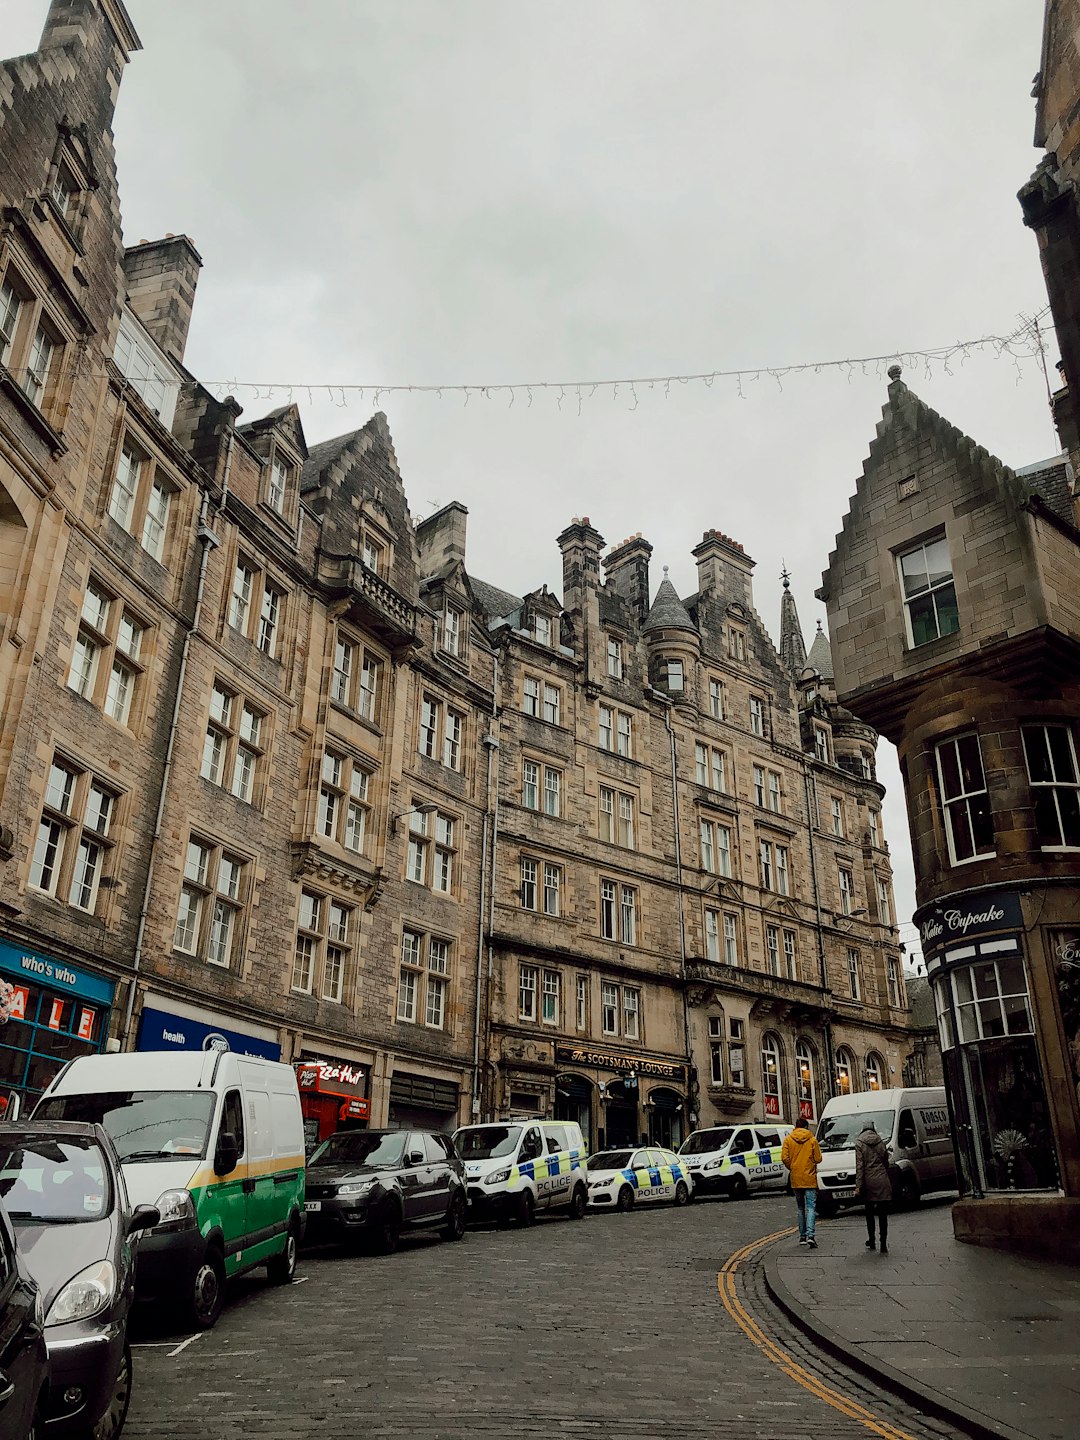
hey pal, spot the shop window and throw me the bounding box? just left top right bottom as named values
left=1022, top=723, right=1080, bottom=849
left=29, top=758, right=119, bottom=913
left=331, top=631, right=382, bottom=724
left=866, top=1052, right=884, bottom=1091
left=949, top=956, right=1033, bottom=1044
left=419, top=694, right=466, bottom=773
left=317, top=750, right=372, bottom=856
left=174, top=836, right=249, bottom=971
left=898, top=532, right=959, bottom=646
left=936, top=733, right=995, bottom=864
left=760, top=1034, right=783, bottom=1119
left=835, top=1045, right=855, bottom=1095
left=67, top=577, right=149, bottom=730
left=398, top=929, right=451, bottom=1028
left=795, top=1040, right=816, bottom=1121
left=200, top=681, right=268, bottom=806
left=406, top=809, right=457, bottom=894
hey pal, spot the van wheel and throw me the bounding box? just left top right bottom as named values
left=516, top=1189, right=535, bottom=1228
left=86, top=1341, right=131, bottom=1439
left=898, top=1173, right=920, bottom=1208
left=616, top=1185, right=635, bottom=1213
left=567, top=1185, right=587, bottom=1220
left=188, top=1247, right=226, bottom=1330
left=443, top=1193, right=467, bottom=1242
left=267, top=1222, right=299, bottom=1284
left=674, top=1180, right=690, bottom=1207
left=728, top=1174, right=748, bottom=1201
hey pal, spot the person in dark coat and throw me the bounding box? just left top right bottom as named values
left=854, top=1120, right=893, bottom=1253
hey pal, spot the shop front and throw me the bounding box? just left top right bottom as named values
left=387, top=1069, right=461, bottom=1134
left=136, top=993, right=281, bottom=1062
left=553, top=1043, right=688, bottom=1153
left=0, top=938, right=114, bottom=1108
left=296, top=1056, right=370, bottom=1153
left=920, top=889, right=1059, bottom=1195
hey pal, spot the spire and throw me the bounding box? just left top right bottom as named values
left=779, top=564, right=807, bottom=678
left=806, top=619, right=834, bottom=681
left=643, top=567, right=696, bottom=633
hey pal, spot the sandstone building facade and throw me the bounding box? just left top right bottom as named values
left=0, top=0, right=910, bottom=1145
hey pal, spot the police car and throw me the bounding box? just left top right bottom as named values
left=678, top=1122, right=792, bottom=1199
left=586, top=1146, right=693, bottom=1211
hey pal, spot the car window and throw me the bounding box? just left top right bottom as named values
left=311, top=1131, right=405, bottom=1167
left=520, top=1127, right=543, bottom=1161
left=221, top=1089, right=246, bottom=1156
left=897, top=1109, right=917, bottom=1149
left=0, top=1135, right=111, bottom=1222
left=423, top=1133, right=447, bottom=1164
left=756, top=1128, right=782, bottom=1148
left=647, top=1149, right=665, bottom=1168
left=545, top=1131, right=564, bottom=1154
left=732, top=1128, right=754, bottom=1153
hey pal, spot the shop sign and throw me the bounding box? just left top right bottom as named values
left=798, top=1098, right=814, bottom=1122
left=0, top=940, right=114, bottom=1007
left=763, top=1094, right=780, bottom=1117
left=554, top=1044, right=687, bottom=1082
left=916, top=889, right=1023, bottom=956
left=296, top=1058, right=368, bottom=1099
left=0, top=980, right=97, bottom=1041
left=137, top=1006, right=281, bottom=1061
left=338, top=1099, right=370, bottom=1121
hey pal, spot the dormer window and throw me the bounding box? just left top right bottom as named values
left=50, top=167, right=77, bottom=221
left=113, top=311, right=180, bottom=426
left=441, top=603, right=464, bottom=659
left=607, top=636, right=624, bottom=679
left=267, top=456, right=289, bottom=516
left=362, top=533, right=384, bottom=575
left=534, top=614, right=553, bottom=647
left=728, top=626, right=747, bottom=662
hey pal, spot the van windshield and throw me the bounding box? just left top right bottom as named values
left=36, top=1091, right=216, bottom=1161
left=454, top=1126, right=521, bottom=1160
left=818, top=1110, right=894, bottom=1152
left=679, top=1128, right=734, bottom=1156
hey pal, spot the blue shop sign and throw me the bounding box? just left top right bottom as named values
left=0, top=940, right=115, bottom=1007
left=138, top=1006, right=281, bottom=1062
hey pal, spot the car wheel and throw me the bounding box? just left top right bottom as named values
left=373, top=1202, right=402, bottom=1254
left=674, top=1180, right=690, bottom=1207
left=443, top=1193, right=467, bottom=1242
left=728, top=1174, right=748, bottom=1202
left=567, top=1184, right=587, bottom=1220
left=83, top=1341, right=132, bottom=1440
left=267, top=1221, right=299, bottom=1283
left=898, top=1173, right=920, bottom=1208
left=188, top=1247, right=226, bottom=1330
left=616, top=1184, right=635, bottom=1213
left=516, top=1189, right=535, bottom=1228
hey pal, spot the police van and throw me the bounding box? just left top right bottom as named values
left=815, top=1086, right=957, bottom=1215
left=452, top=1119, right=588, bottom=1226
left=678, top=1121, right=793, bottom=1199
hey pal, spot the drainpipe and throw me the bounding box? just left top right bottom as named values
left=802, top=755, right=836, bottom=1102
left=660, top=695, right=694, bottom=1133
left=120, top=439, right=229, bottom=1044
left=472, top=653, right=500, bottom=1121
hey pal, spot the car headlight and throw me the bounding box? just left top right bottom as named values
left=704, top=1158, right=726, bottom=1170
left=154, top=1188, right=197, bottom=1232
left=337, top=1180, right=375, bottom=1197
left=484, top=1168, right=511, bottom=1185
left=46, top=1260, right=116, bottom=1326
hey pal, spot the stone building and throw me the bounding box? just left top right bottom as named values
left=0, top=0, right=911, bottom=1142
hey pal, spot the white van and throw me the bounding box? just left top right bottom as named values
left=35, top=1049, right=306, bottom=1328
left=815, top=1086, right=956, bottom=1215
left=452, top=1119, right=588, bottom=1226
left=678, top=1121, right=793, bottom=1199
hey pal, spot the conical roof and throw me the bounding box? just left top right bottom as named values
left=806, top=621, right=834, bottom=680
left=643, top=569, right=696, bottom=633
left=779, top=572, right=807, bottom=677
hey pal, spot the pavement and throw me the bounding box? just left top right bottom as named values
left=767, top=1198, right=1080, bottom=1440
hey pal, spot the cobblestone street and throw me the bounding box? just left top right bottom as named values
left=125, top=1196, right=966, bottom=1440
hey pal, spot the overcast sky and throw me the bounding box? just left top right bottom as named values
left=6, top=0, right=1056, bottom=960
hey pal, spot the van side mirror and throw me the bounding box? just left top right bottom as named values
left=127, top=1204, right=161, bottom=1235
left=214, top=1131, right=239, bottom=1176
left=2, top=1092, right=19, bottom=1123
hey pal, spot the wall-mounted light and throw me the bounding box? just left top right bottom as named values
left=391, top=801, right=438, bottom=834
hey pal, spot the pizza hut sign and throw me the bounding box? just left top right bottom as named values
left=296, top=1058, right=368, bottom=1100
left=916, top=889, right=1023, bottom=956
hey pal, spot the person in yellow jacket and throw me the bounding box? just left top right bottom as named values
left=781, top=1119, right=823, bottom=1248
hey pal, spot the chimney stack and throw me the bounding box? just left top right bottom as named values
left=692, top=529, right=756, bottom=610
left=122, top=234, right=202, bottom=364
left=603, top=534, right=653, bottom=624
left=416, top=501, right=468, bottom=575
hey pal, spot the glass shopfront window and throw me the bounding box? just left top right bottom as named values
left=0, top=980, right=105, bottom=1105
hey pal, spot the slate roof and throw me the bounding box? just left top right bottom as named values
left=1022, top=457, right=1074, bottom=526
left=471, top=576, right=522, bottom=621
left=303, top=429, right=358, bottom=486
left=806, top=621, right=834, bottom=680
left=643, top=574, right=697, bottom=633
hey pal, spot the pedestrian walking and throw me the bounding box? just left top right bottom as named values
left=855, top=1119, right=893, bottom=1254
left=781, top=1118, right=823, bottom=1248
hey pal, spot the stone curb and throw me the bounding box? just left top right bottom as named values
left=762, top=1246, right=1034, bottom=1440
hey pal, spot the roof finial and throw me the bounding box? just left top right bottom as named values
left=663, top=564, right=669, bottom=577
left=781, top=560, right=790, bottom=590
left=888, top=363, right=902, bottom=382
left=816, top=619, right=823, bottom=631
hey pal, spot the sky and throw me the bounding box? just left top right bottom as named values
left=4, top=0, right=1056, bottom=964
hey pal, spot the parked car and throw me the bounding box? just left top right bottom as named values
left=35, top=1049, right=305, bottom=1330
left=0, top=1197, right=48, bottom=1440
left=452, top=1120, right=588, bottom=1226
left=0, top=1120, right=159, bottom=1439
left=815, top=1086, right=957, bottom=1215
left=304, top=1129, right=466, bottom=1253
left=586, top=1146, right=693, bottom=1211
left=677, top=1122, right=793, bottom=1199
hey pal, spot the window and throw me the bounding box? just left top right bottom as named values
left=783, top=929, right=797, bottom=980
left=520, top=857, right=561, bottom=915
left=23, top=323, right=55, bottom=408
left=533, top=613, right=553, bottom=647
left=877, top=877, right=892, bottom=926
left=709, top=1016, right=725, bottom=1084
left=623, top=987, right=640, bottom=1039
left=523, top=759, right=539, bottom=811
left=200, top=681, right=268, bottom=805
left=759, top=840, right=789, bottom=895
left=600, top=879, right=637, bottom=944
left=1023, top=723, right=1080, bottom=849
left=838, top=866, right=854, bottom=915
left=598, top=786, right=634, bottom=846
left=796, top=1041, right=816, bottom=1120
left=50, top=165, right=78, bottom=221
left=868, top=808, right=880, bottom=848
left=753, top=766, right=765, bottom=807
left=441, top=603, right=464, bottom=659
left=729, top=1037, right=745, bottom=1088
left=524, top=675, right=560, bottom=724
left=519, top=964, right=538, bottom=1021
left=317, top=751, right=372, bottom=855
left=67, top=579, right=148, bottom=730
left=543, top=862, right=561, bottom=916
left=406, top=809, right=457, bottom=894
left=865, top=1053, right=883, bottom=1092
left=760, top=1035, right=782, bottom=1119
left=419, top=694, right=466, bottom=772
left=29, top=759, right=118, bottom=912
left=767, top=771, right=782, bottom=813
left=599, top=705, right=633, bottom=756
left=545, top=767, right=562, bottom=818
left=949, top=955, right=1033, bottom=1043
left=765, top=924, right=780, bottom=977
left=331, top=632, right=383, bottom=724
left=694, top=742, right=727, bottom=792
left=705, top=908, right=721, bottom=962
left=228, top=557, right=287, bottom=661
left=576, top=976, right=588, bottom=1031
left=398, top=929, right=451, bottom=1028
left=601, top=982, right=618, bottom=1035
left=847, top=947, right=861, bottom=1000
left=524, top=677, right=541, bottom=718
left=361, top=531, right=384, bottom=575
left=107, top=444, right=141, bottom=530
left=700, top=819, right=732, bottom=877
left=0, top=277, right=20, bottom=367
left=936, top=733, right=995, bottom=864
left=887, top=956, right=903, bottom=1008
left=257, top=584, right=283, bottom=657
left=723, top=913, right=739, bottom=966
left=728, top=626, right=746, bottom=662
left=814, top=726, right=830, bottom=764
left=520, top=857, right=537, bottom=910
left=831, top=797, right=844, bottom=837
left=289, top=890, right=352, bottom=999
left=541, top=970, right=560, bottom=1025
left=597, top=980, right=639, bottom=1038
left=835, top=1046, right=855, bottom=1095
left=113, top=310, right=179, bottom=424
left=708, top=678, right=724, bottom=720
left=607, top=636, right=623, bottom=678
left=267, top=456, right=290, bottom=516
left=141, top=478, right=172, bottom=562
left=174, top=836, right=248, bottom=970
left=667, top=658, right=684, bottom=692
left=543, top=683, right=561, bottom=725
left=749, top=696, right=765, bottom=737
left=898, top=533, right=959, bottom=646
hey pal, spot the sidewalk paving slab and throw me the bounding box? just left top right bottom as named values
left=765, top=1199, right=1080, bottom=1440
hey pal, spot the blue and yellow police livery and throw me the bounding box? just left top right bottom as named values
left=677, top=1122, right=793, bottom=1199
left=586, top=1146, right=693, bottom=1211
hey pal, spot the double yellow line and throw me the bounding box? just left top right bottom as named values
left=717, top=1229, right=918, bottom=1440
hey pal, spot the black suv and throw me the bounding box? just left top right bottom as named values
left=304, top=1129, right=466, bottom=1254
